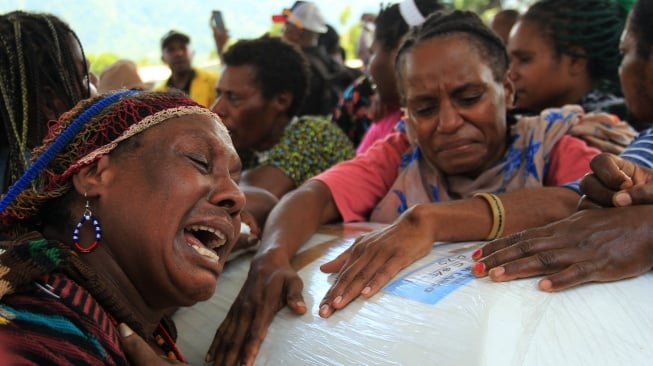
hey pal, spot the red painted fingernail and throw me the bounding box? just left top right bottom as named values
left=472, top=249, right=482, bottom=260
left=473, top=262, right=485, bottom=274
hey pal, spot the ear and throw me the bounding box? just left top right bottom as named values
left=565, top=47, right=588, bottom=76
left=42, top=86, right=69, bottom=122
left=502, top=73, right=515, bottom=108
left=271, top=90, right=294, bottom=114
left=71, top=155, right=115, bottom=198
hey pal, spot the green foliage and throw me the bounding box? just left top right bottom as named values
left=136, top=57, right=150, bottom=66
left=341, top=22, right=362, bottom=61
left=339, top=5, right=351, bottom=26
left=338, top=5, right=356, bottom=60
left=87, top=53, right=121, bottom=75
left=268, top=23, right=283, bottom=37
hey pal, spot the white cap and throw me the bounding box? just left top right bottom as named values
left=273, top=1, right=328, bottom=34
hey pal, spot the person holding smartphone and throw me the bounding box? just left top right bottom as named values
left=211, top=10, right=229, bottom=64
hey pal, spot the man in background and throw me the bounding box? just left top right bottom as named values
left=154, top=30, right=218, bottom=107
left=273, top=1, right=348, bottom=116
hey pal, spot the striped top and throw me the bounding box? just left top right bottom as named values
left=565, top=127, right=652, bottom=193
left=0, top=272, right=129, bottom=365
left=0, top=236, right=185, bottom=364
left=621, top=127, right=653, bottom=167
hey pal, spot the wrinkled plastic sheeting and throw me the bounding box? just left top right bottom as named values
left=173, top=227, right=653, bottom=366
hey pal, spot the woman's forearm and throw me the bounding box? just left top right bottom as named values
left=415, top=187, right=580, bottom=243
left=258, top=180, right=340, bottom=261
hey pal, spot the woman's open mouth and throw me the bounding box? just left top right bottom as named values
left=183, top=225, right=227, bottom=262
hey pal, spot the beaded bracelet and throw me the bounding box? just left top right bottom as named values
left=473, top=192, right=505, bottom=241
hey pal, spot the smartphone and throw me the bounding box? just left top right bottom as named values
left=212, top=10, right=226, bottom=31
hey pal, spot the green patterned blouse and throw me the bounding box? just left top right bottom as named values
left=240, top=115, right=355, bottom=187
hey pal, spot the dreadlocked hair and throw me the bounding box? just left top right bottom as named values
left=629, top=0, right=653, bottom=59
left=1, top=90, right=202, bottom=236
left=521, top=0, right=628, bottom=94
left=374, top=0, right=445, bottom=51
left=395, top=10, right=509, bottom=104
left=0, top=11, right=90, bottom=192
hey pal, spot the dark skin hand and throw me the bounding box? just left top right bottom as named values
left=474, top=153, right=653, bottom=290
left=205, top=251, right=307, bottom=366
left=579, top=152, right=653, bottom=207
left=579, top=135, right=625, bottom=155
left=119, top=323, right=181, bottom=365
left=318, top=188, right=579, bottom=316
left=472, top=206, right=653, bottom=291
left=318, top=205, right=436, bottom=318
left=206, top=182, right=335, bottom=365
left=210, top=17, right=229, bottom=64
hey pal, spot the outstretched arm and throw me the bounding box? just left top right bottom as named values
left=473, top=153, right=653, bottom=290
left=318, top=186, right=580, bottom=317
left=473, top=206, right=653, bottom=291
left=206, top=180, right=340, bottom=365
left=238, top=165, right=295, bottom=229
left=210, top=19, right=229, bottom=64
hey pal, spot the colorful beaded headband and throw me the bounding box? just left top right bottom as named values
left=62, top=106, right=217, bottom=179
left=0, top=89, right=138, bottom=212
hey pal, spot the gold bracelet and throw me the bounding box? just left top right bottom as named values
left=473, top=192, right=505, bottom=240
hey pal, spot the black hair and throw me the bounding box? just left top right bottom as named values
left=0, top=11, right=90, bottom=191
left=318, top=24, right=340, bottom=55
left=395, top=10, right=509, bottom=102
left=222, top=35, right=309, bottom=117
left=374, top=0, right=445, bottom=51
left=628, top=0, right=653, bottom=59
left=520, top=0, right=627, bottom=93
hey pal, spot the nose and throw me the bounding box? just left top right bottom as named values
left=437, top=100, right=463, bottom=134
left=507, top=62, right=518, bottom=82
left=210, top=97, right=230, bottom=124
left=171, top=47, right=185, bottom=57
left=210, top=177, right=245, bottom=217
left=211, top=95, right=226, bottom=119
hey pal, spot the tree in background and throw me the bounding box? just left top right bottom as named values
left=87, top=53, right=121, bottom=75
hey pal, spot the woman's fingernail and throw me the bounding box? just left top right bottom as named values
left=118, top=323, right=133, bottom=338
left=361, top=286, right=371, bottom=296
left=473, top=262, right=485, bottom=274
left=614, top=192, right=632, bottom=206
left=319, top=304, right=330, bottom=317
left=489, top=266, right=505, bottom=278
left=333, top=296, right=342, bottom=305
left=472, top=249, right=482, bottom=260
left=538, top=279, right=553, bottom=291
